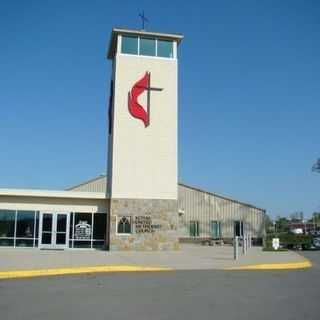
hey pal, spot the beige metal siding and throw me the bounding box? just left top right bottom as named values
left=178, top=184, right=265, bottom=239
left=67, top=176, right=265, bottom=239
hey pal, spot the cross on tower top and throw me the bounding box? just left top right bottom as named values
left=139, top=10, right=149, bottom=30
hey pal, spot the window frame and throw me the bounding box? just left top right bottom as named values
left=116, top=216, right=132, bottom=235
left=190, top=220, right=200, bottom=237
left=69, top=212, right=107, bottom=249
left=234, top=220, right=244, bottom=237
left=157, top=39, right=174, bottom=58
left=210, top=220, right=222, bottom=239
left=0, top=209, right=16, bottom=239
left=121, top=35, right=139, bottom=55
left=118, top=35, right=176, bottom=60
left=0, top=210, right=107, bottom=249
left=139, top=37, right=156, bottom=57
left=0, top=209, right=39, bottom=248
left=16, top=210, right=36, bottom=239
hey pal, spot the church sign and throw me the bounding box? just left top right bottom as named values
left=75, top=220, right=91, bottom=239
left=134, top=216, right=152, bottom=233
left=134, top=216, right=162, bottom=233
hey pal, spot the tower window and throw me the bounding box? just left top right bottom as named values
left=120, top=35, right=175, bottom=59
left=157, top=40, right=173, bottom=58
left=117, top=216, right=132, bottom=234
left=121, top=36, right=138, bottom=55
left=140, top=37, right=156, bottom=56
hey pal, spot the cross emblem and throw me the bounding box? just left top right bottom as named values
left=128, top=72, right=163, bottom=127
left=139, top=11, right=149, bottom=30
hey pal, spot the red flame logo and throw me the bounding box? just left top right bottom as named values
left=128, top=72, right=150, bottom=127
left=128, top=72, right=163, bottom=128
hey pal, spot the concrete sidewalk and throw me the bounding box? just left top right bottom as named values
left=0, top=244, right=309, bottom=272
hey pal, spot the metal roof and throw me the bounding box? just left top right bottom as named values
left=65, top=175, right=106, bottom=191
left=66, top=175, right=265, bottom=212
left=0, top=188, right=106, bottom=200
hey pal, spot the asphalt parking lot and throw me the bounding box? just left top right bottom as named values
left=0, top=252, right=319, bottom=320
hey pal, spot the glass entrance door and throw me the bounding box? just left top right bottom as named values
left=39, top=213, right=69, bottom=249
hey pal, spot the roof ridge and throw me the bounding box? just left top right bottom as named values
left=66, top=175, right=265, bottom=212
left=65, top=174, right=106, bottom=191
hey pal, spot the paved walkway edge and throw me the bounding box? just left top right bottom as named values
left=0, top=265, right=174, bottom=280
left=224, top=259, right=312, bottom=270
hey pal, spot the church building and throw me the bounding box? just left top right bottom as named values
left=0, top=28, right=266, bottom=251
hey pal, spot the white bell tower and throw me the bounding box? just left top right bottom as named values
left=106, top=28, right=183, bottom=250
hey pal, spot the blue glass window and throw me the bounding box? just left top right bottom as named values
left=121, top=36, right=138, bottom=55
left=140, top=38, right=156, bottom=56
left=157, top=40, right=173, bottom=58
left=16, top=211, right=35, bottom=238
left=0, top=210, right=15, bottom=238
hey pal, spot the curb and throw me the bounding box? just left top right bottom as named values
left=0, top=265, right=174, bottom=280
left=224, top=259, right=312, bottom=270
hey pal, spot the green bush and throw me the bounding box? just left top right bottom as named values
left=262, top=247, right=288, bottom=252
left=265, top=233, right=313, bottom=249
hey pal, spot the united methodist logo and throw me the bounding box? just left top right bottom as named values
left=75, top=221, right=91, bottom=240
left=128, top=72, right=163, bottom=127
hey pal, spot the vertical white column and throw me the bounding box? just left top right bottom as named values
left=72, top=212, right=75, bottom=249
left=117, top=34, right=122, bottom=56
left=242, top=235, right=246, bottom=255
left=13, top=210, right=17, bottom=248
left=91, top=212, right=94, bottom=249
left=33, top=211, right=37, bottom=248
left=234, top=236, right=239, bottom=260
left=173, top=40, right=177, bottom=59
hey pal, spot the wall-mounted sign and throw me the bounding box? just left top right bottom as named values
left=135, top=216, right=152, bottom=233
left=134, top=216, right=162, bottom=233
left=75, top=220, right=91, bottom=239
left=128, top=72, right=163, bottom=127
left=151, top=224, right=162, bottom=231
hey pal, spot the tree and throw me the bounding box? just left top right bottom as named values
left=264, top=214, right=274, bottom=233
left=275, top=217, right=290, bottom=233
left=308, top=212, right=320, bottom=225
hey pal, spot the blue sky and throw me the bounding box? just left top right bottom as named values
left=0, top=0, right=319, bottom=218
